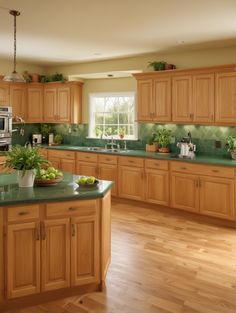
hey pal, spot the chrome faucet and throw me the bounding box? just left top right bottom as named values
left=24, top=141, right=32, bottom=149
left=105, top=137, right=120, bottom=150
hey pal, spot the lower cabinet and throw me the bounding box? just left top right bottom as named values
left=47, top=150, right=76, bottom=174
left=145, top=169, right=169, bottom=206
left=99, top=163, right=118, bottom=196
left=77, top=161, right=98, bottom=177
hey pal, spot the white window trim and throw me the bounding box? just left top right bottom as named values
left=88, top=91, right=137, bottom=140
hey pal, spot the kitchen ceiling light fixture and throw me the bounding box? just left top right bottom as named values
left=3, top=10, right=25, bottom=82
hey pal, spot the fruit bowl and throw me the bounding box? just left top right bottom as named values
left=77, top=179, right=99, bottom=189
left=75, top=176, right=99, bottom=189
left=34, top=175, right=63, bottom=186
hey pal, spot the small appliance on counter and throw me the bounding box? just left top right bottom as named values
left=32, top=134, right=42, bottom=146
left=177, top=132, right=196, bottom=159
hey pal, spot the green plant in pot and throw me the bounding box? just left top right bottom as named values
left=54, top=133, right=63, bottom=145
left=226, top=135, right=236, bottom=160
left=146, top=133, right=158, bottom=152
left=156, top=128, right=172, bottom=153
left=5, top=145, right=48, bottom=187
left=40, top=123, right=52, bottom=143
left=148, top=61, right=167, bottom=71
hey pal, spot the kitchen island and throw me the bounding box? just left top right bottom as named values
left=0, top=172, right=112, bottom=310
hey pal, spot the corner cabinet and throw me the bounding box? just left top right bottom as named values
left=43, top=82, right=83, bottom=124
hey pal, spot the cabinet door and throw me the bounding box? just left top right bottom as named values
left=215, top=72, right=236, bottom=123
left=27, top=85, right=43, bottom=122
left=99, top=163, right=118, bottom=196
left=171, top=172, right=199, bottom=212
left=172, top=76, right=192, bottom=122
left=44, top=87, right=57, bottom=122
left=199, top=176, right=235, bottom=220
left=118, top=166, right=145, bottom=201
left=153, top=77, right=171, bottom=122
left=7, top=222, right=40, bottom=298
left=10, top=84, right=26, bottom=119
left=57, top=87, right=71, bottom=123
left=137, top=79, right=153, bottom=121
left=71, top=211, right=100, bottom=286
left=0, top=82, right=9, bottom=105
left=192, top=74, right=214, bottom=123
left=0, top=208, right=3, bottom=302
left=48, top=157, right=61, bottom=170
left=76, top=161, right=98, bottom=177
left=61, top=159, right=75, bottom=174
left=145, top=169, right=169, bottom=206
left=41, top=218, right=70, bottom=291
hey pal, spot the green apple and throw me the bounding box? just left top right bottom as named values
left=86, top=176, right=95, bottom=184
left=40, top=169, right=46, bottom=176
left=48, top=172, right=56, bottom=179
left=79, top=176, right=87, bottom=185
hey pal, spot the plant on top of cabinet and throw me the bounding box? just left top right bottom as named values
left=148, top=61, right=167, bottom=71
left=225, top=135, right=236, bottom=160
left=156, top=128, right=172, bottom=153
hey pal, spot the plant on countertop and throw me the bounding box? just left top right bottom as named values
left=54, top=133, right=63, bottom=145
left=156, top=128, right=172, bottom=153
left=226, top=135, right=236, bottom=160
left=5, top=145, right=48, bottom=174
left=146, top=132, right=158, bottom=152
left=40, top=123, right=52, bottom=143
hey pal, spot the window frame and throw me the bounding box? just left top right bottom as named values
left=88, top=91, right=137, bottom=140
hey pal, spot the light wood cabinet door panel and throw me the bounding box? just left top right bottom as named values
left=48, top=157, right=61, bottom=170
left=137, top=79, right=153, bottom=121
left=7, top=222, right=40, bottom=299
left=199, top=176, right=235, bottom=220
left=0, top=82, right=9, bottom=105
left=71, top=212, right=100, bottom=286
left=27, top=86, right=43, bottom=122
left=172, top=76, right=192, bottom=122
left=153, top=77, right=171, bottom=121
left=118, top=166, right=144, bottom=201
left=44, top=87, right=57, bottom=122
left=145, top=169, right=169, bottom=206
left=41, top=218, right=70, bottom=292
left=10, top=84, right=26, bottom=119
left=57, top=87, right=71, bottom=122
left=215, top=72, right=236, bottom=123
left=99, top=163, right=117, bottom=196
left=171, top=172, right=199, bottom=212
left=193, top=74, right=214, bottom=123
left=76, top=162, right=98, bottom=177
left=0, top=208, right=3, bottom=302
left=60, top=159, right=75, bottom=174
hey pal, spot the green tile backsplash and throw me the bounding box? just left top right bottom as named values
left=12, top=123, right=236, bottom=157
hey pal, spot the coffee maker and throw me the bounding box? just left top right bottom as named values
left=32, top=134, right=42, bottom=146
left=177, top=132, right=196, bottom=159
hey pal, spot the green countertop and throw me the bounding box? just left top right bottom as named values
left=0, top=172, right=113, bottom=206
left=42, top=145, right=236, bottom=168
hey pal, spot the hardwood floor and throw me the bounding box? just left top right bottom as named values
left=5, top=201, right=236, bottom=313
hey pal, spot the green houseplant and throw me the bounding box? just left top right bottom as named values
left=156, top=128, right=172, bottom=153
left=226, top=135, right=236, bottom=160
left=5, top=146, right=47, bottom=187
left=148, top=61, right=167, bottom=71
left=54, top=133, right=63, bottom=145
left=146, top=133, right=158, bottom=152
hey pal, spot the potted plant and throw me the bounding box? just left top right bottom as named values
left=226, top=135, right=236, bottom=160
left=148, top=61, right=167, bottom=71
left=40, top=123, right=52, bottom=144
left=146, top=133, right=158, bottom=152
left=119, top=127, right=125, bottom=139
left=5, top=145, right=47, bottom=187
left=156, top=128, right=172, bottom=153
left=53, top=134, right=63, bottom=145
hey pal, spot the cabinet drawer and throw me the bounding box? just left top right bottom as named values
left=46, top=200, right=97, bottom=217
left=98, top=154, right=118, bottom=165
left=119, top=156, right=144, bottom=168
left=48, top=149, right=75, bottom=160
left=76, top=152, right=98, bottom=163
left=170, top=161, right=235, bottom=179
left=39, top=148, right=48, bottom=158
left=7, top=204, right=40, bottom=223
left=145, top=159, right=169, bottom=170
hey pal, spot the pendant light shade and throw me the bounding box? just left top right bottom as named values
left=3, top=10, right=25, bottom=82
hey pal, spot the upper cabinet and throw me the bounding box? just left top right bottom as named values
left=134, top=65, right=236, bottom=125
left=0, top=82, right=10, bottom=106
left=44, top=82, right=83, bottom=124
left=10, top=83, right=27, bottom=120
left=27, top=83, right=44, bottom=122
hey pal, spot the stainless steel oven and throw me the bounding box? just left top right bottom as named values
left=0, top=107, right=12, bottom=137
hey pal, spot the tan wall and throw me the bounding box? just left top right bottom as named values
left=0, top=59, right=46, bottom=76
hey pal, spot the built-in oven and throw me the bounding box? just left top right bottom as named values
left=0, top=137, right=11, bottom=151
left=0, top=107, right=12, bottom=137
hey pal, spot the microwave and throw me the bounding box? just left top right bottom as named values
left=0, top=107, right=12, bottom=137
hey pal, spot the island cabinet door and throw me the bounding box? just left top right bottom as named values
left=71, top=212, right=100, bottom=286
left=41, top=218, right=70, bottom=292
left=7, top=222, right=40, bottom=299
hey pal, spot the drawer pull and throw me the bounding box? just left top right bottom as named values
left=105, top=158, right=111, bottom=161
left=154, top=163, right=160, bottom=167
left=128, top=160, right=134, bottom=163
left=212, top=170, right=219, bottom=173
left=18, top=211, right=29, bottom=216
left=180, top=167, right=187, bottom=170
left=35, top=226, right=40, bottom=241
left=71, top=224, right=76, bottom=237
left=41, top=222, right=46, bottom=240
left=69, top=207, right=77, bottom=211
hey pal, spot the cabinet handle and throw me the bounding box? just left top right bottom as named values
left=41, top=222, right=46, bottom=240
left=35, top=225, right=40, bottom=241
left=71, top=224, right=76, bottom=237
left=195, top=180, right=198, bottom=188
left=199, top=179, right=202, bottom=187
left=69, top=206, right=77, bottom=211
left=180, top=167, right=187, bottom=170
left=18, top=211, right=29, bottom=216
left=154, top=163, right=160, bottom=167
left=212, top=169, right=219, bottom=173
left=128, top=160, right=134, bottom=163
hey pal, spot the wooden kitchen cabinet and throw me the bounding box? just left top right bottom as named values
left=137, top=79, right=153, bottom=121
left=98, top=154, right=118, bottom=196
left=0, top=208, right=3, bottom=302
left=48, top=149, right=76, bottom=174
left=57, top=86, right=71, bottom=122
left=76, top=152, right=98, bottom=177
left=10, top=83, right=27, bottom=120
left=41, top=218, right=71, bottom=292
left=7, top=221, right=41, bottom=298
left=145, top=169, right=169, bottom=206
left=27, top=84, right=43, bottom=122
left=71, top=211, right=100, bottom=286
left=0, top=82, right=9, bottom=105
left=215, top=72, right=236, bottom=123
left=43, top=86, right=57, bottom=122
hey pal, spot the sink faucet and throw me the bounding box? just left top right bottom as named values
left=24, top=141, right=32, bottom=149
left=105, top=137, right=120, bottom=150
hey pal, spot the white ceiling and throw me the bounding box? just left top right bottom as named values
left=0, top=0, right=236, bottom=66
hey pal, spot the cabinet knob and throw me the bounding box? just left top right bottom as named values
left=69, top=207, right=77, bottom=211
left=18, top=211, right=28, bottom=216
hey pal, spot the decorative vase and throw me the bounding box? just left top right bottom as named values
left=158, top=147, right=170, bottom=153
left=146, top=144, right=158, bottom=152
left=231, top=151, right=236, bottom=160
left=31, top=73, right=40, bottom=82
left=17, top=169, right=36, bottom=187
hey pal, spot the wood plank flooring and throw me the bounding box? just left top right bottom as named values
left=5, top=202, right=236, bottom=313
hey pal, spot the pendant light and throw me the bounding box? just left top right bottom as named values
left=3, top=10, right=25, bottom=82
